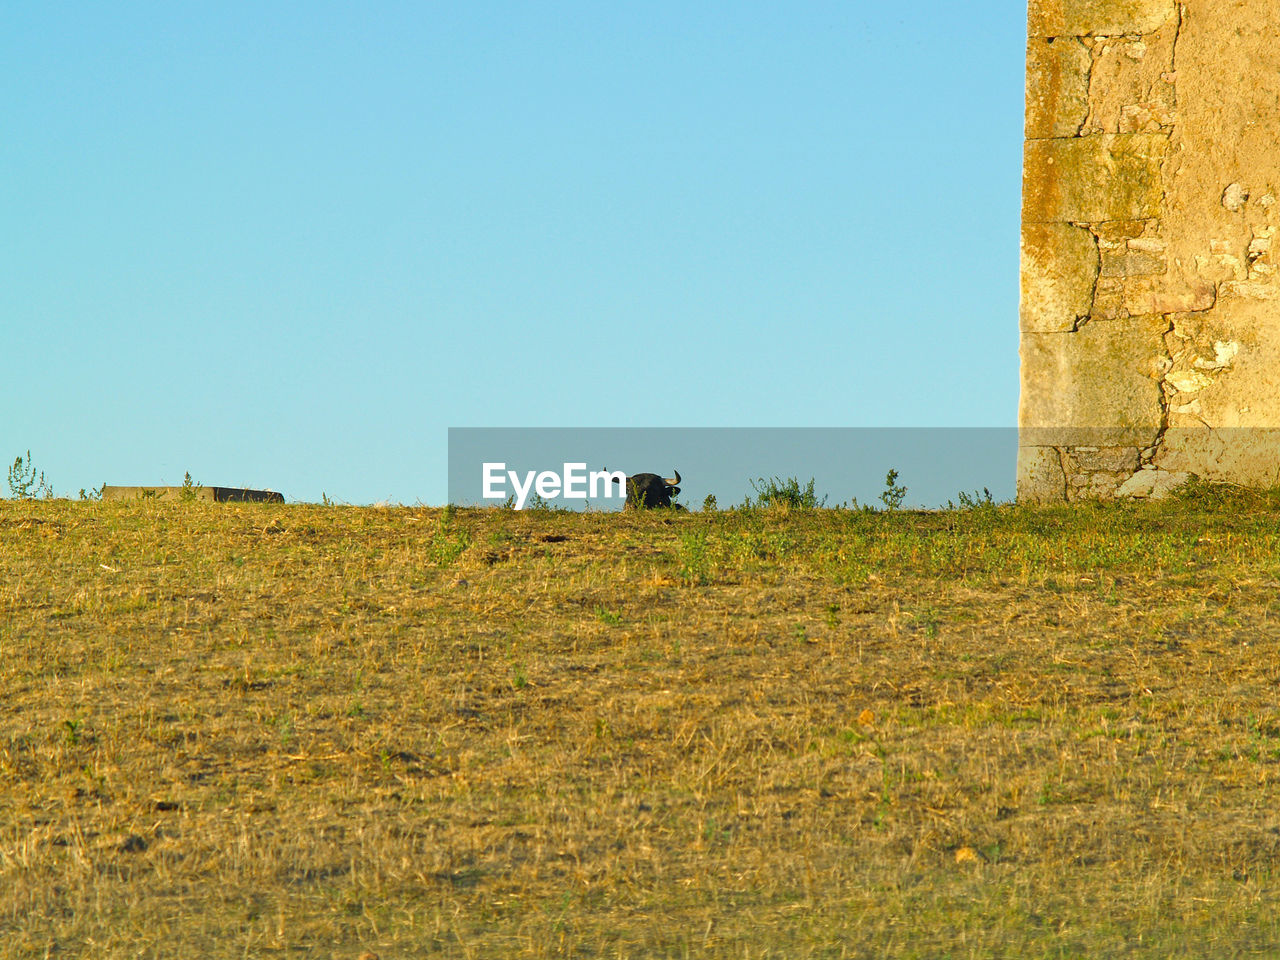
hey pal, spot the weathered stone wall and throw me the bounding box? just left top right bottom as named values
left=101, top=486, right=285, bottom=503
left=1019, top=0, right=1280, bottom=501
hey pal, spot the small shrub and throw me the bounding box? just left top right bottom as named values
left=8, top=451, right=52, bottom=499
left=879, top=469, right=907, bottom=511
left=946, top=487, right=996, bottom=511
left=1168, top=474, right=1262, bottom=509
left=959, top=487, right=994, bottom=508
left=179, top=471, right=204, bottom=503
left=746, top=476, right=826, bottom=510
left=429, top=525, right=471, bottom=566
left=678, top=528, right=711, bottom=585
left=702, top=493, right=718, bottom=512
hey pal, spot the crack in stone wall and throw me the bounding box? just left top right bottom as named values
left=1019, top=1, right=1280, bottom=501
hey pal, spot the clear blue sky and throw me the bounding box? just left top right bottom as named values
left=3, top=2, right=1026, bottom=504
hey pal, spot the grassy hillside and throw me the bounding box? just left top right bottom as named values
left=3, top=492, right=1280, bottom=957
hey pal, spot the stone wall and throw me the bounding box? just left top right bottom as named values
left=101, top=486, right=285, bottom=503
left=1019, top=0, right=1280, bottom=501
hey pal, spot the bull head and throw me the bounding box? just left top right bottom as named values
left=623, top=469, right=682, bottom=509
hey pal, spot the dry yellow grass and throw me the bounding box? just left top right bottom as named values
left=3, top=494, right=1280, bottom=957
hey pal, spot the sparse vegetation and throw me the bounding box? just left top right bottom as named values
left=948, top=486, right=998, bottom=510
left=178, top=471, right=203, bottom=502
left=745, top=475, right=826, bottom=509
left=878, top=468, right=907, bottom=511
left=4, top=490, right=1280, bottom=957
left=7, top=450, right=52, bottom=499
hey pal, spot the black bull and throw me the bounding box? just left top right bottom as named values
left=623, top=470, right=682, bottom=509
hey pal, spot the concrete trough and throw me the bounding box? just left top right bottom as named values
left=102, top=485, right=285, bottom=503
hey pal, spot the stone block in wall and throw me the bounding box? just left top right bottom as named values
left=1115, top=469, right=1192, bottom=499
left=1163, top=297, right=1280, bottom=430
left=1025, top=37, right=1091, bottom=138
left=1220, top=280, right=1280, bottom=302
left=1065, top=445, right=1140, bottom=473
left=1057, top=446, right=1141, bottom=502
left=1091, top=277, right=1129, bottom=320
left=1123, top=276, right=1216, bottom=314
left=1100, top=250, right=1165, bottom=277
left=1023, top=134, right=1166, bottom=223
left=1068, top=470, right=1132, bottom=500
left=1016, top=446, right=1066, bottom=503
left=1021, top=222, right=1099, bottom=332
left=1081, top=19, right=1178, bottom=135
left=1156, top=428, right=1280, bottom=487
left=1028, top=0, right=1176, bottom=39
left=1095, top=221, right=1154, bottom=241
left=1019, top=315, right=1168, bottom=447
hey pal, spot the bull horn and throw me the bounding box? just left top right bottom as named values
left=664, top=470, right=681, bottom=486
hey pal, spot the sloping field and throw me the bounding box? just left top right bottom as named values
left=3, top=493, right=1280, bottom=958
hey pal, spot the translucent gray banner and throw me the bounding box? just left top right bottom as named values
left=447, top=428, right=1017, bottom=509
